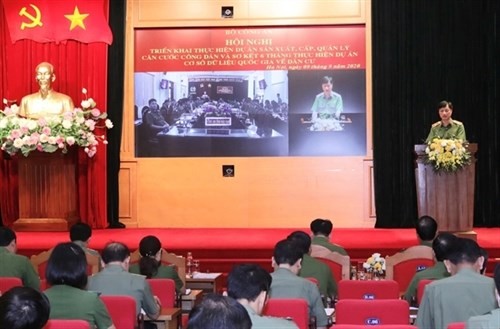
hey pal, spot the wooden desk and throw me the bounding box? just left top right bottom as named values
left=181, top=289, right=203, bottom=313
left=186, top=273, right=223, bottom=294
left=145, top=307, right=181, bottom=329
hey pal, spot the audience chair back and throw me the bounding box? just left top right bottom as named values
left=0, top=277, right=23, bottom=294
left=447, top=323, right=466, bottom=329
left=130, top=248, right=186, bottom=289
left=31, top=248, right=99, bottom=280
left=100, top=295, right=141, bottom=329
left=385, top=246, right=435, bottom=293
left=147, top=278, right=176, bottom=308
left=335, top=299, right=410, bottom=325
left=44, top=319, right=91, bottom=329
left=416, top=279, right=434, bottom=306
left=310, top=245, right=350, bottom=282
left=333, top=325, right=417, bottom=329
left=263, top=298, right=309, bottom=329
left=338, top=279, right=400, bottom=300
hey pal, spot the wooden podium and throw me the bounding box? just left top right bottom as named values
left=12, top=150, right=79, bottom=231
left=414, top=144, right=477, bottom=233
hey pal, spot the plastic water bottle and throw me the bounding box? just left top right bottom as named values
left=186, top=252, right=193, bottom=278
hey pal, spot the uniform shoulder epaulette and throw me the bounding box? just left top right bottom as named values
left=452, top=120, right=463, bottom=125
left=431, top=121, right=441, bottom=127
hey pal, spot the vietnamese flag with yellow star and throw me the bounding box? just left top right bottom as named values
left=2, top=0, right=112, bottom=44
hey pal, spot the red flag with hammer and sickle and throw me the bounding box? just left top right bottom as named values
left=2, top=0, right=113, bottom=44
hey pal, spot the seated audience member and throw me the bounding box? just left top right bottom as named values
left=69, top=222, right=100, bottom=258
left=288, top=230, right=337, bottom=300
left=269, top=239, right=329, bottom=329
left=227, top=264, right=299, bottom=329
left=129, top=235, right=184, bottom=293
left=187, top=294, right=251, bottom=329
left=0, top=227, right=40, bottom=290
left=416, top=238, right=497, bottom=329
left=88, top=242, right=161, bottom=326
left=415, top=215, right=438, bottom=247
left=467, top=264, right=500, bottom=328
left=0, top=286, right=50, bottom=329
left=404, top=232, right=457, bottom=302
left=44, top=242, right=114, bottom=329
left=310, top=218, right=348, bottom=255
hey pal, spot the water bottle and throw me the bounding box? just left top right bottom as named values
left=186, top=252, right=193, bottom=278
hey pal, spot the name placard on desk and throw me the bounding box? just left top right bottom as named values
left=205, top=117, right=231, bottom=126
left=191, top=272, right=222, bottom=279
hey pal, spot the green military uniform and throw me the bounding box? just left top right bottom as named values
left=311, top=92, right=343, bottom=119
left=425, top=119, right=466, bottom=143
left=403, top=261, right=450, bottom=302
left=420, top=240, right=433, bottom=247
left=311, top=236, right=348, bottom=256
left=44, top=284, right=113, bottom=329
left=129, top=263, right=184, bottom=293
left=72, top=240, right=102, bottom=270
left=467, top=308, right=500, bottom=329
left=88, top=264, right=159, bottom=318
left=0, top=247, right=40, bottom=290
left=242, top=304, right=299, bottom=329
left=270, top=268, right=329, bottom=327
left=416, top=268, right=497, bottom=329
left=299, top=254, right=337, bottom=299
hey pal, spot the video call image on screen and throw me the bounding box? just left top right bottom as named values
left=134, top=69, right=366, bottom=157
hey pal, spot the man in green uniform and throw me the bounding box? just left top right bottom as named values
left=416, top=238, right=497, bottom=329
left=311, top=76, right=343, bottom=120
left=269, top=239, right=329, bottom=329
left=0, top=227, right=40, bottom=290
left=404, top=232, right=457, bottom=302
left=227, top=264, right=299, bottom=329
left=416, top=215, right=438, bottom=247
left=426, top=100, right=466, bottom=142
left=288, top=230, right=337, bottom=300
left=310, top=218, right=348, bottom=255
left=467, top=264, right=500, bottom=329
left=88, top=242, right=160, bottom=327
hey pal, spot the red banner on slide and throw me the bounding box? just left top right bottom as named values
left=135, top=26, right=365, bottom=72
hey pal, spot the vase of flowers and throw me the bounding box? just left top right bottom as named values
left=0, top=88, right=113, bottom=158
left=425, top=138, right=471, bottom=173
left=363, top=253, right=386, bottom=280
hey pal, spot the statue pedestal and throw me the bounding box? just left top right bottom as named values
left=12, top=150, right=78, bottom=231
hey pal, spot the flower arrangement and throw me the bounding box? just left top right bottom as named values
left=363, top=253, right=386, bottom=275
left=0, top=88, right=113, bottom=158
left=200, top=101, right=232, bottom=117
left=425, top=138, right=471, bottom=173
left=310, top=118, right=343, bottom=131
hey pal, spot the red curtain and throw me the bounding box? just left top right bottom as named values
left=0, top=0, right=109, bottom=228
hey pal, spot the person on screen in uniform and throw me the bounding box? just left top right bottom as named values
left=311, top=76, right=343, bottom=121
left=143, top=98, right=169, bottom=138
left=425, top=100, right=466, bottom=142
left=19, top=62, right=74, bottom=119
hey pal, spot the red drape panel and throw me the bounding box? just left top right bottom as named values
left=0, top=0, right=109, bottom=228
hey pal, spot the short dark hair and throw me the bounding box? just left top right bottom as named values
left=493, top=264, right=500, bottom=292
left=101, top=242, right=130, bottom=264
left=321, top=76, right=333, bottom=85
left=273, top=239, right=303, bottom=266
left=437, top=100, right=453, bottom=110
left=69, top=222, right=92, bottom=242
left=447, top=238, right=482, bottom=265
left=46, top=242, right=88, bottom=289
left=139, top=235, right=162, bottom=279
left=148, top=98, right=157, bottom=106
left=432, top=232, right=457, bottom=262
left=416, top=216, right=438, bottom=241
left=310, top=218, right=333, bottom=236
left=287, top=231, right=311, bottom=255
left=0, top=286, right=50, bottom=329
left=0, top=227, right=16, bottom=247
left=227, top=264, right=272, bottom=302
left=480, top=247, right=489, bottom=275
left=187, top=294, right=251, bottom=329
